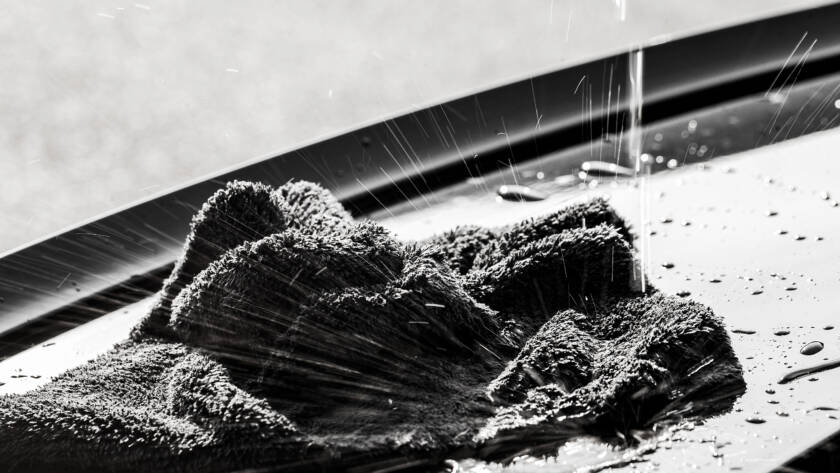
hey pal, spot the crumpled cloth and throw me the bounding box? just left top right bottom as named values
left=0, top=180, right=744, bottom=472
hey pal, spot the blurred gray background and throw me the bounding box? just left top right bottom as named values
left=0, top=0, right=832, bottom=253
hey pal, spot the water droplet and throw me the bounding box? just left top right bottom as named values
left=579, top=161, right=634, bottom=177
left=553, top=175, right=579, bottom=187
left=681, top=220, right=692, bottom=227
left=745, top=417, right=766, bottom=424
left=820, top=191, right=831, bottom=201
left=733, top=329, right=756, bottom=335
left=800, top=341, right=825, bottom=356
left=751, top=290, right=763, bottom=295
left=795, top=235, right=806, bottom=241
left=660, top=217, right=673, bottom=224
left=496, top=185, right=547, bottom=202
left=687, top=120, right=698, bottom=132
left=776, top=411, right=789, bottom=417
left=766, top=210, right=778, bottom=217
left=774, top=330, right=791, bottom=336
left=768, top=399, right=780, bottom=405
left=688, top=144, right=699, bottom=156
left=785, top=286, right=797, bottom=291
left=824, top=326, right=834, bottom=330
left=709, top=278, right=722, bottom=283
left=661, top=262, right=675, bottom=269
left=766, top=389, right=776, bottom=394
left=677, top=291, right=691, bottom=297
left=777, top=229, right=789, bottom=235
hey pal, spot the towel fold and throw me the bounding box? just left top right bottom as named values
left=0, top=180, right=744, bottom=472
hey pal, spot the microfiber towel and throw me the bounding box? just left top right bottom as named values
left=0, top=180, right=744, bottom=472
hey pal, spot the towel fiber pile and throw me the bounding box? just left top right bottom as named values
left=0, top=180, right=744, bottom=472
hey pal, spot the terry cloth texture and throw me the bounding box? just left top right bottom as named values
left=0, top=180, right=744, bottom=472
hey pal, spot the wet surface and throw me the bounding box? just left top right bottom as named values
left=374, top=128, right=840, bottom=472
left=0, top=298, right=152, bottom=395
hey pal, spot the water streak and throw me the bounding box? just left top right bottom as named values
left=779, top=357, right=840, bottom=384
left=627, top=48, right=648, bottom=291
